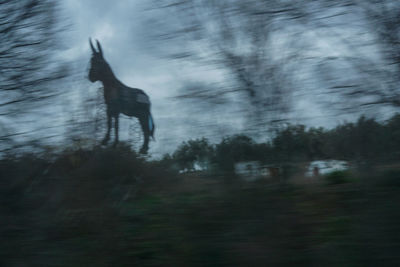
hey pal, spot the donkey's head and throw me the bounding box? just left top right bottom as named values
left=88, top=38, right=108, bottom=83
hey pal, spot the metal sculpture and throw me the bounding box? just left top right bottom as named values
left=88, top=39, right=155, bottom=153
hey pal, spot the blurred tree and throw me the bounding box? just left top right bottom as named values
left=356, top=0, right=400, bottom=107
left=306, top=127, right=328, bottom=160
left=386, top=114, right=400, bottom=159
left=311, top=0, right=400, bottom=111
left=148, top=0, right=311, bottom=130
left=214, top=135, right=257, bottom=172
left=0, top=0, right=67, bottom=146
left=272, top=125, right=310, bottom=162
left=168, top=113, right=400, bottom=174
left=148, top=0, right=400, bottom=129
left=173, top=138, right=214, bottom=171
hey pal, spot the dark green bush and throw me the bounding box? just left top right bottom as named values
left=324, top=170, right=355, bottom=185
left=377, top=170, right=400, bottom=187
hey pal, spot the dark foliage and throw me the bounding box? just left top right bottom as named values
left=1, top=145, right=400, bottom=266
left=172, top=137, right=213, bottom=171
left=169, top=114, right=400, bottom=172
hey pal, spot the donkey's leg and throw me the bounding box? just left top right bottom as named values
left=138, top=114, right=150, bottom=154
left=102, top=113, right=112, bottom=145
left=113, top=114, right=119, bottom=147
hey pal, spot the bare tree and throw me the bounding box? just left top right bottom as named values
left=0, top=0, right=67, bottom=150
left=148, top=0, right=400, bottom=128
left=351, top=0, right=400, bottom=107
left=148, top=0, right=311, bottom=130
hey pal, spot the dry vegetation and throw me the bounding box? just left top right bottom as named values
left=1, top=144, right=400, bottom=266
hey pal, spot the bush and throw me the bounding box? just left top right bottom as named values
left=324, top=170, right=355, bottom=185
left=376, top=170, right=400, bottom=187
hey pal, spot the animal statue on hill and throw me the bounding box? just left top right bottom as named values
left=88, top=39, right=155, bottom=154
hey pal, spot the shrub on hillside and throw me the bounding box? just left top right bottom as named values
left=324, top=170, right=356, bottom=185
left=376, top=170, right=400, bottom=187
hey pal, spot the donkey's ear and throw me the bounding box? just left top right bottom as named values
left=89, top=38, right=96, bottom=54
left=96, top=40, right=103, bottom=57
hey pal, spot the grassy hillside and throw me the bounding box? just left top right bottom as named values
left=1, top=145, right=400, bottom=266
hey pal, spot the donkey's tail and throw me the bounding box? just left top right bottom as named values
left=148, top=112, right=155, bottom=141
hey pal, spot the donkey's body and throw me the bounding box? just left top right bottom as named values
left=88, top=39, right=154, bottom=153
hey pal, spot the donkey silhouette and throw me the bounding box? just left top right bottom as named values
left=88, top=39, right=155, bottom=154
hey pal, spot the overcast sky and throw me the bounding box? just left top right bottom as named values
left=59, top=0, right=240, bottom=157
left=56, top=0, right=398, bottom=157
